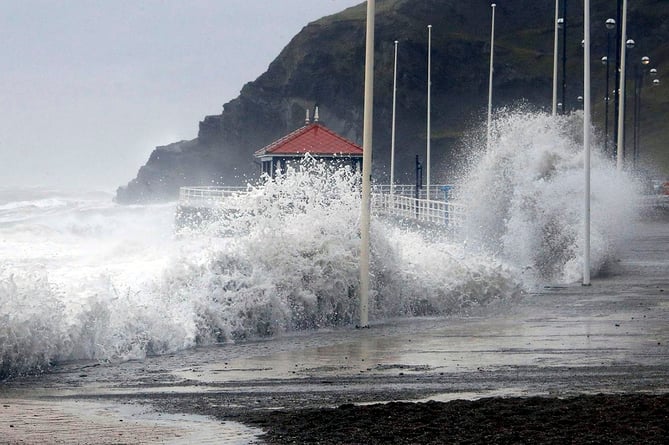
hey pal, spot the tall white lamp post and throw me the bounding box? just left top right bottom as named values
left=390, top=40, right=398, bottom=197
left=359, top=0, right=375, bottom=328
left=426, top=25, right=432, bottom=200
left=603, top=17, right=616, bottom=156
left=583, top=0, right=592, bottom=286
left=552, top=0, right=559, bottom=116
left=616, top=0, right=628, bottom=171
left=487, top=3, right=496, bottom=148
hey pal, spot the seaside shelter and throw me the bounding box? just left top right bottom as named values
left=253, top=107, right=363, bottom=178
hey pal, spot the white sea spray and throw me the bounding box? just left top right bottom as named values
left=456, top=110, right=642, bottom=285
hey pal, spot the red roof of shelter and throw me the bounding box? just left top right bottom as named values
left=254, top=122, right=363, bottom=157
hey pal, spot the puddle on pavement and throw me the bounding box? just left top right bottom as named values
left=172, top=314, right=657, bottom=385
left=0, top=398, right=262, bottom=445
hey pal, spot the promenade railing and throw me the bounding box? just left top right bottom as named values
left=178, top=185, right=464, bottom=227
left=179, top=186, right=249, bottom=208
left=371, top=193, right=464, bottom=228
left=372, top=184, right=449, bottom=200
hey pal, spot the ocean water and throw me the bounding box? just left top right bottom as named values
left=0, top=111, right=642, bottom=379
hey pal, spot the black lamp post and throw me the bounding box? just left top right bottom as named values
left=633, top=61, right=659, bottom=168
left=415, top=155, right=423, bottom=199
left=633, top=56, right=649, bottom=166
left=415, top=154, right=423, bottom=217
left=558, top=14, right=567, bottom=114
left=620, top=38, right=635, bottom=162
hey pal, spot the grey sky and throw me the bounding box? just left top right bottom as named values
left=0, top=0, right=361, bottom=191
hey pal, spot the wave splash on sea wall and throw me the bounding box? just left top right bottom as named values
left=171, top=159, right=519, bottom=338
left=456, top=110, right=642, bottom=285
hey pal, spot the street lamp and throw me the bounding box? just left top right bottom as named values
left=359, top=0, right=375, bottom=328
left=426, top=24, right=432, bottom=200
left=632, top=56, right=647, bottom=167
left=618, top=39, right=638, bottom=163
left=604, top=18, right=616, bottom=156
left=558, top=15, right=567, bottom=113
left=651, top=68, right=660, bottom=87
left=552, top=0, right=560, bottom=116
left=620, top=38, right=635, bottom=164
left=633, top=58, right=659, bottom=168
left=390, top=40, right=398, bottom=198
left=583, top=0, right=592, bottom=285
left=615, top=0, right=629, bottom=171
left=487, top=3, right=496, bottom=148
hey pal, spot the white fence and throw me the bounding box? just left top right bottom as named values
left=179, top=186, right=250, bottom=208
left=178, top=185, right=463, bottom=227
left=372, top=184, right=451, bottom=200
left=372, top=193, right=464, bottom=228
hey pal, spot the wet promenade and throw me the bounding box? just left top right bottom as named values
left=1, top=212, right=668, bottom=443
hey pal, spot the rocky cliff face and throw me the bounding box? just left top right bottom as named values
left=116, top=0, right=669, bottom=203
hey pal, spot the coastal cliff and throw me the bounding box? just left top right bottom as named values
left=116, top=0, right=669, bottom=203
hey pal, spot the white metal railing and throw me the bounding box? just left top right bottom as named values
left=372, top=193, right=464, bottom=228
left=179, top=184, right=669, bottom=229
left=371, top=184, right=452, bottom=200
left=178, top=186, right=249, bottom=208
left=178, top=185, right=464, bottom=227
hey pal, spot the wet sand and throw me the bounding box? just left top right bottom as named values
left=1, top=209, right=668, bottom=444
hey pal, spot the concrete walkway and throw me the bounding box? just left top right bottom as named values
left=1, top=216, right=668, bottom=443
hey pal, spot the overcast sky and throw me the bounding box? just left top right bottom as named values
left=0, top=0, right=362, bottom=191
